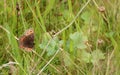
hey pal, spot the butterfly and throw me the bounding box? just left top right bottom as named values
left=19, top=28, right=34, bottom=51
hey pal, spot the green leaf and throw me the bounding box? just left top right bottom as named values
left=91, top=49, right=105, bottom=64
left=81, top=11, right=91, bottom=24
left=46, top=37, right=58, bottom=56
left=69, top=31, right=88, bottom=49
left=105, top=31, right=114, bottom=38
left=63, top=52, right=72, bottom=66
left=81, top=50, right=91, bottom=63
left=39, top=33, right=62, bottom=56
left=39, top=32, right=51, bottom=49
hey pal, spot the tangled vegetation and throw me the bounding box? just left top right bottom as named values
left=0, top=0, right=120, bottom=75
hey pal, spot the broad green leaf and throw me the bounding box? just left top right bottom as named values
left=81, top=50, right=91, bottom=63
left=63, top=52, right=72, bottom=66
left=91, top=49, right=105, bottom=64
left=39, top=33, right=62, bottom=56
left=81, top=11, right=91, bottom=24
left=69, top=31, right=88, bottom=49
left=39, top=32, right=51, bottom=49
left=105, top=32, right=114, bottom=38
left=46, top=37, right=58, bottom=56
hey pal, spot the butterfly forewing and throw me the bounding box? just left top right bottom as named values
left=19, top=29, right=34, bottom=51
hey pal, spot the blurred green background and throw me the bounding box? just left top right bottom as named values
left=0, top=0, right=120, bottom=75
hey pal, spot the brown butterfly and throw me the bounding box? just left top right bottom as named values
left=19, top=28, right=34, bottom=51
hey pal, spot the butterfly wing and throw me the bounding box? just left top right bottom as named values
left=19, top=29, right=34, bottom=51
